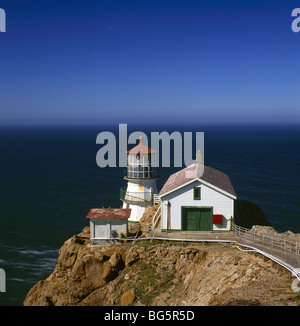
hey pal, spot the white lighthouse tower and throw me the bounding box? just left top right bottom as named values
left=121, top=136, right=159, bottom=223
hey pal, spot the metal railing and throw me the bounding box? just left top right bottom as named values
left=232, top=222, right=300, bottom=269
left=103, top=217, right=300, bottom=279
left=144, top=216, right=300, bottom=270
left=120, top=187, right=153, bottom=203
left=154, top=194, right=161, bottom=204
left=151, top=204, right=161, bottom=229
left=150, top=229, right=235, bottom=243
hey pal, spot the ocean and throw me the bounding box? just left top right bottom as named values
left=0, top=124, right=299, bottom=305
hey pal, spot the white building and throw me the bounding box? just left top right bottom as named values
left=159, top=162, right=236, bottom=232
left=121, top=136, right=159, bottom=222
left=86, top=208, right=131, bottom=245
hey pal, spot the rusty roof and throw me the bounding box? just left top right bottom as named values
left=86, top=208, right=131, bottom=219
left=159, top=163, right=236, bottom=198
left=127, top=136, right=157, bottom=155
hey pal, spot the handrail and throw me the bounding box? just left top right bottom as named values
left=92, top=218, right=300, bottom=281
left=231, top=221, right=300, bottom=270
left=102, top=230, right=300, bottom=281
left=148, top=220, right=300, bottom=273
left=151, top=204, right=161, bottom=229
left=120, top=188, right=153, bottom=203
left=153, top=194, right=161, bottom=204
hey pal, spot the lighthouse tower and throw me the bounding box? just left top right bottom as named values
left=121, top=136, right=159, bottom=223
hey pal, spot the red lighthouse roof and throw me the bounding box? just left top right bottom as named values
left=126, top=136, right=157, bottom=155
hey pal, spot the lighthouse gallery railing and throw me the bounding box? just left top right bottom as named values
left=120, top=187, right=154, bottom=203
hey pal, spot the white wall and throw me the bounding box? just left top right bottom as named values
left=125, top=179, right=158, bottom=201
left=122, top=179, right=158, bottom=222
left=160, top=180, right=234, bottom=231
left=90, top=218, right=128, bottom=239
left=122, top=202, right=149, bottom=223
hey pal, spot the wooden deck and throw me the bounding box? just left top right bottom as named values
left=151, top=230, right=236, bottom=242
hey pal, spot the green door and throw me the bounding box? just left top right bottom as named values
left=185, top=208, right=198, bottom=231
left=182, top=207, right=212, bottom=231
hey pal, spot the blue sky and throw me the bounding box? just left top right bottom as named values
left=0, top=0, right=299, bottom=125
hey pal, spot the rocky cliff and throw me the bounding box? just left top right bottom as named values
left=24, top=227, right=300, bottom=306
left=234, top=199, right=272, bottom=229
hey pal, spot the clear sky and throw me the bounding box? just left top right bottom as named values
left=0, top=0, right=299, bottom=126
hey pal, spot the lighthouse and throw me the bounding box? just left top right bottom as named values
left=121, top=136, right=159, bottom=223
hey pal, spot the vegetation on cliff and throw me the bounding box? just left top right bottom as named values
left=24, top=227, right=300, bottom=306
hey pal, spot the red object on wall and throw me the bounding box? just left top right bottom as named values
left=213, top=214, right=223, bottom=225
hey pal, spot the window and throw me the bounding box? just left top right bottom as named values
left=193, top=187, right=201, bottom=200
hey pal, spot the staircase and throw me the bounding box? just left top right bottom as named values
left=153, top=194, right=161, bottom=205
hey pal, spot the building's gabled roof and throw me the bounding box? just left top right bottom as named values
left=127, top=136, right=157, bottom=155
left=159, top=163, right=236, bottom=198
left=86, top=208, right=131, bottom=219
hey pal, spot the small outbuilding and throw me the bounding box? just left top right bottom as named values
left=86, top=208, right=131, bottom=245
left=159, top=162, right=236, bottom=232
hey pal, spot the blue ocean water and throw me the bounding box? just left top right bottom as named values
left=0, top=124, right=299, bottom=305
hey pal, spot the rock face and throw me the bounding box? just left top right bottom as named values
left=249, top=225, right=300, bottom=243
left=128, top=204, right=160, bottom=235
left=234, top=199, right=272, bottom=229
left=24, top=227, right=300, bottom=306
left=139, top=204, right=160, bottom=232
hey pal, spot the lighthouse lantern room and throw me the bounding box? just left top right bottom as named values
left=121, top=136, right=159, bottom=222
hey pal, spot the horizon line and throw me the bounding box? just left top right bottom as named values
left=0, top=121, right=299, bottom=128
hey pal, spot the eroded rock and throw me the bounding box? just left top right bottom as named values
left=23, top=228, right=300, bottom=307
